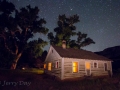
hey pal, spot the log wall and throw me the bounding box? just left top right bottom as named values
left=62, top=58, right=112, bottom=79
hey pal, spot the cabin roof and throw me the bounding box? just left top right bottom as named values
left=52, top=45, right=112, bottom=61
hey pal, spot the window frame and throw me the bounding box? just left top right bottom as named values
left=44, top=64, right=47, bottom=69
left=104, top=63, right=108, bottom=71
left=55, top=61, right=59, bottom=68
left=85, top=61, right=91, bottom=76
left=72, top=61, right=79, bottom=73
left=93, top=62, right=98, bottom=68
left=48, top=62, right=52, bottom=71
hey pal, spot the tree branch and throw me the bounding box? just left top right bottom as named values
left=0, top=34, right=16, bottom=55
left=10, top=29, right=22, bottom=35
left=14, top=42, right=18, bottom=55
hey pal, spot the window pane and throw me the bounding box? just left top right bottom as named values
left=57, top=62, right=58, bottom=68
left=55, top=61, right=59, bottom=68
left=49, top=63, right=51, bottom=66
left=44, top=64, right=46, bottom=69
left=73, top=67, right=75, bottom=72
left=73, top=62, right=76, bottom=67
left=86, top=62, right=90, bottom=69
left=73, top=62, right=78, bottom=73
left=73, top=62, right=78, bottom=67
left=48, top=63, right=52, bottom=71
left=94, top=63, right=97, bottom=68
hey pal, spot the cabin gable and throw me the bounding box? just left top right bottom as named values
left=44, top=46, right=62, bottom=78
left=45, top=46, right=61, bottom=62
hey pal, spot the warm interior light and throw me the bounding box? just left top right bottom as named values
left=22, top=67, right=25, bottom=70
left=86, top=62, right=90, bottom=69
left=44, top=64, right=46, bottom=69
left=48, top=63, right=52, bottom=71
left=73, top=62, right=78, bottom=73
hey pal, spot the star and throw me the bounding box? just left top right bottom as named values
left=70, top=8, right=73, bottom=10
left=7, top=0, right=120, bottom=52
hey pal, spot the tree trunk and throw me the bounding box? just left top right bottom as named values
left=10, top=53, right=22, bottom=69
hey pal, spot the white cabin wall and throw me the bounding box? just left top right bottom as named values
left=45, top=46, right=61, bottom=62
left=63, top=58, right=86, bottom=79
left=44, top=46, right=62, bottom=78
left=62, top=58, right=112, bottom=79
left=90, top=60, right=112, bottom=76
left=61, top=58, right=64, bottom=80
left=44, top=46, right=112, bottom=80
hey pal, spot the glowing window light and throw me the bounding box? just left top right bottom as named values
left=44, top=64, right=46, bottom=69
left=72, top=62, right=78, bottom=73
left=48, top=63, right=52, bottom=71
left=86, top=62, right=90, bottom=69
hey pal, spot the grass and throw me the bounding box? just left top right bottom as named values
left=0, top=68, right=44, bottom=74
left=0, top=69, right=120, bottom=90
left=22, top=68, right=44, bottom=74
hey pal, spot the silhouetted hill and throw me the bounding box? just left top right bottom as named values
left=95, top=46, right=120, bottom=70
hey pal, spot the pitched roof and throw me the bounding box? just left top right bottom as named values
left=52, top=45, right=112, bottom=61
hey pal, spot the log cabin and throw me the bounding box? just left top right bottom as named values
left=44, top=41, right=112, bottom=80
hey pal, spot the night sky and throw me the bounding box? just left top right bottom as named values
left=8, top=0, right=120, bottom=52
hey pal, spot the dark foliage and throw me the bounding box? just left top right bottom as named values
left=48, top=14, right=95, bottom=49
left=0, top=0, right=48, bottom=69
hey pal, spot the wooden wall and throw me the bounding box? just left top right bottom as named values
left=44, top=46, right=112, bottom=80
left=63, top=58, right=85, bottom=79
left=45, top=46, right=61, bottom=62
left=44, top=46, right=62, bottom=78
left=45, top=59, right=62, bottom=78
left=90, top=60, right=112, bottom=76
left=62, top=58, right=112, bottom=79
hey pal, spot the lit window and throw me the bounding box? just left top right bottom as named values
left=72, top=62, right=78, bottom=73
left=86, top=62, right=90, bottom=69
left=55, top=61, right=59, bottom=68
left=44, top=64, right=46, bottom=69
left=93, top=62, right=98, bottom=68
left=48, top=63, right=52, bottom=71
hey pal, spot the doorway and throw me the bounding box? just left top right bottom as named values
left=85, top=62, right=91, bottom=76
left=104, top=63, right=107, bottom=71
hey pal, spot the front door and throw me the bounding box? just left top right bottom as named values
left=104, top=63, right=107, bottom=71
left=85, top=62, right=91, bottom=76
